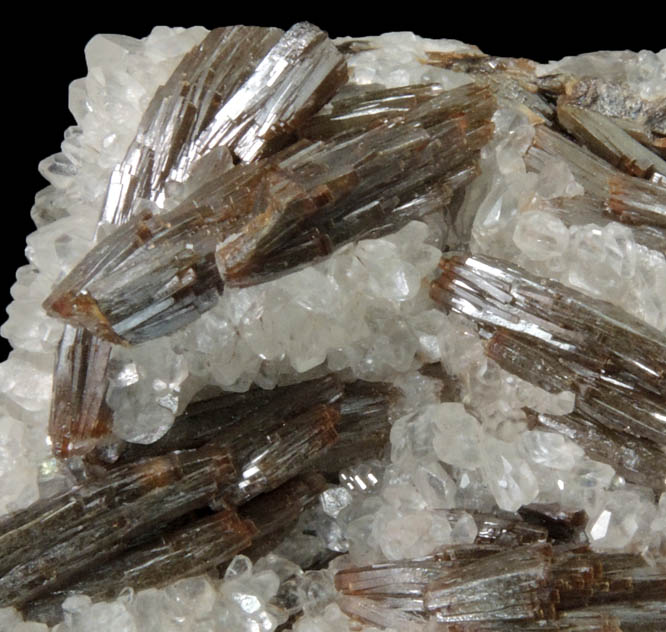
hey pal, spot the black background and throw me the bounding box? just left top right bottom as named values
left=5, top=8, right=664, bottom=360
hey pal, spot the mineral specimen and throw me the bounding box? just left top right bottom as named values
left=24, top=474, right=328, bottom=626
left=335, top=541, right=666, bottom=629
left=0, top=374, right=394, bottom=613
left=47, top=22, right=347, bottom=459
left=430, top=253, right=666, bottom=445
left=42, top=83, right=494, bottom=345
left=1, top=21, right=666, bottom=632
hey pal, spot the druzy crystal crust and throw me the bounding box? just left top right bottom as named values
left=1, top=23, right=666, bottom=632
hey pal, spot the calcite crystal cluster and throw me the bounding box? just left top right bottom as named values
left=1, top=22, right=665, bottom=632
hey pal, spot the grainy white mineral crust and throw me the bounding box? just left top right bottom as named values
left=1, top=26, right=665, bottom=632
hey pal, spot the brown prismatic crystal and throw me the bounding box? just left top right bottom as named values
left=46, top=22, right=347, bottom=458
left=43, top=84, right=494, bottom=345
left=430, top=253, right=666, bottom=446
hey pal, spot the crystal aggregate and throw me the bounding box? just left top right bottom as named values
left=1, top=22, right=665, bottom=632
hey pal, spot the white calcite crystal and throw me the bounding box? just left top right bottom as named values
left=2, top=23, right=666, bottom=632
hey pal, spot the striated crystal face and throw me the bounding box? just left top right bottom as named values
left=2, top=22, right=666, bottom=632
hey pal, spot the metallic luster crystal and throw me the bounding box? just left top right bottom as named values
left=1, top=375, right=395, bottom=614
left=299, top=82, right=446, bottom=141
left=557, top=103, right=666, bottom=181
left=49, top=325, right=113, bottom=457
left=424, top=51, right=558, bottom=124
left=525, top=126, right=666, bottom=240
left=23, top=474, right=327, bottom=626
left=46, top=22, right=347, bottom=458
left=43, top=84, right=495, bottom=344
left=560, top=76, right=666, bottom=158
left=7, top=25, right=666, bottom=632
left=336, top=543, right=666, bottom=629
left=430, top=253, right=666, bottom=445
left=102, top=373, right=346, bottom=465
left=100, top=26, right=281, bottom=227
left=0, top=444, right=235, bottom=606
left=426, top=49, right=666, bottom=160
left=101, top=23, right=346, bottom=227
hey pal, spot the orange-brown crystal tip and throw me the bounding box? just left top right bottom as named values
left=430, top=255, right=464, bottom=301
left=43, top=291, right=127, bottom=346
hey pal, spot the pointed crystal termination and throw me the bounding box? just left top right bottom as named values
left=43, top=85, right=495, bottom=344
left=0, top=444, right=235, bottom=607
left=47, top=22, right=347, bottom=458
left=430, top=254, right=666, bottom=445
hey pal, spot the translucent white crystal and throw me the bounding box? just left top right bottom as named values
left=0, top=415, right=39, bottom=514
left=513, top=211, right=570, bottom=261
left=0, top=352, right=53, bottom=414
left=1, top=25, right=213, bottom=520
left=5, top=26, right=666, bottom=632
left=293, top=602, right=392, bottom=632
left=567, top=223, right=638, bottom=300
left=535, top=158, right=584, bottom=199
left=339, top=461, right=384, bottom=493
left=450, top=510, right=478, bottom=543
left=480, top=435, right=539, bottom=512
left=431, top=403, right=482, bottom=469
left=375, top=509, right=439, bottom=560
left=412, top=459, right=457, bottom=509
left=297, top=570, right=337, bottom=618
left=586, top=490, right=658, bottom=551
left=341, top=32, right=475, bottom=89
left=320, top=487, right=353, bottom=518
left=225, top=555, right=253, bottom=582
left=164, top=576, right=217, bottom=618
left=519, top=430, right=585, bottom=470
left=106, top=342, right=189, bottom=443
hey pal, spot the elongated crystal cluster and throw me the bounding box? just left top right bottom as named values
left=2, top=22, right=666, bottom=632
left=47, top=22, right=347, bottom=459
left=525, top=126, right=666, bottom=241
left=335, top=541, right=666, bottom=630
left=43, top=83, right=493, bottom=345
left=431, top=253, right=666, bottom=444
left=0, top=375, right=395, bottom=622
